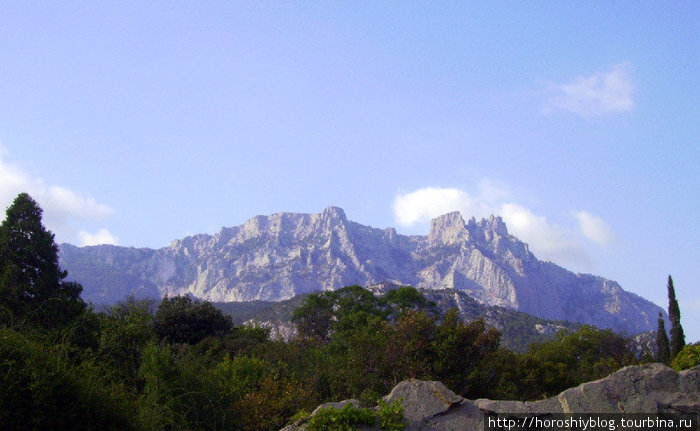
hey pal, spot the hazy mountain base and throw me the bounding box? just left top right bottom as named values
left=59, top=207, right=665, bottom=335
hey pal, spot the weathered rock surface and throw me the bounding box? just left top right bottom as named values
left=283, top=364, right=700, bottom=431
left=383, top=380, right=464, bottom=424
left=60, top=207, right=665, bottom=335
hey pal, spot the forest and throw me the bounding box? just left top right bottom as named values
left=1, top=193, right=698, bottom=431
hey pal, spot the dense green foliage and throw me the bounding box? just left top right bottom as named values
left=667, top=275, right=685, bottom=359
left=656, top=312, right=670, bottom=364
left=304, top=400, right=404, bottom=431
left=306, top=404, right=377, bottom=431
left=670, top=343, right=700, bottom=371
left=1, top=283, right=643, bottom=430
left=154, top=295, right=232, bottom=344
left=0, top=193, right=85, bottom=329
left=0, top=327, right=134, bottom=430
left=0, top=194, right=649, bottom=430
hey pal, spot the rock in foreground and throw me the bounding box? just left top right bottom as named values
left=283, top=364, right=699, bottom=430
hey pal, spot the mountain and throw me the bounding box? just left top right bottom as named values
left=59, top=206, right=664, bottom=335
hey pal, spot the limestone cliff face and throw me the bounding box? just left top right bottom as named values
left=59, top=207, right=664, bottom=335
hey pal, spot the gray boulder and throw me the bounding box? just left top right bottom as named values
left=382, top=380, right=464, bottom=425
left=283, top=364, right=699, bottom=430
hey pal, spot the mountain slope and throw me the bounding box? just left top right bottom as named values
left=59, top=206, right=664, bottom=335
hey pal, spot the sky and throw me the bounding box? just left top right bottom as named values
left=1, top=2, right=698, bottom=341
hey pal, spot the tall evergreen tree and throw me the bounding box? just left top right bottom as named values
left=0, top=193, right=85, bottom=328
left=667, top=275, right=685, bottom=358
left=656, top=312, right=670, bottom=364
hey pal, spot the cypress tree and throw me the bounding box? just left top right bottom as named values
left=667, top=275, right=685, bottom=359
left=656, top=312, right=670, bottom=364
left=0, top=192, right=85, bottom=328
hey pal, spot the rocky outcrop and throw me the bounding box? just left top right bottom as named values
left=283, top=364, right=700, bottom=431
left=59, top=207, right=665, bottom=335
left=474, top=363, right=700, bottom=415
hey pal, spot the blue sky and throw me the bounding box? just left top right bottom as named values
left=1, top=2, right=698, bottom=341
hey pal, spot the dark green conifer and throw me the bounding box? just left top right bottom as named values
left=656, top=312, right=670, bottom=364
left=667, top=275, right=685, bottom=359
left=0, top=192, right=85, bottom=328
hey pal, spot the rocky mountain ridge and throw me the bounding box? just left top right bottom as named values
left=59, top=206, right=664, bottom=335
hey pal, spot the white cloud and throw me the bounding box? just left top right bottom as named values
left=393, top=184, right=616, bottom=271
left=393, top=187, right=476, bottom=226
left=573, top=210, right=616, bottom=246
left=44, top=185, right=113, bottom=219
left=392, top=182, right=512, bottom=227
left=500, top=203, right=590, bottom=266
left=545, top=63, right=635, bottom=116
left=0, top=147, right=116, bottom=245
left=79, top=229, right=119, bottom=246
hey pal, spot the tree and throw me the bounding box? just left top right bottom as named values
left=0, top=193, right=85, bottom=328
left=519, top=326, right=636, bottom=399
left=154, top=295, right=232, bottom=344
left=656, top=312, right=670, bottom=364
left=667, top=275, right=685, bottom=358
left=432, top=310, right=500, bottom=396
left=99, top=296, right=156, bottom=384
left=291, top=292, right=336, bottom=342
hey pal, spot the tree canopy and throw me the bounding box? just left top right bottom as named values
left=0, top=192, right=85, bottom=328
left=667, top=275, right=685, bottom=359
left=154, top=295, right=232, bottom=344
left=656, top=312, right=670, bottom=364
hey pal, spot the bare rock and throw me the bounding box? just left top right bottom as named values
left=283, top=365, right=700, bottom=431
left=310, top=399, right=361, bottom=417
left=382, top=379, right=463, bottom=425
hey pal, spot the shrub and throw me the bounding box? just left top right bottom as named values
left=377, top=399, right=405, bottom=431
left=305, top=400, right=405, bottom=431
left=671, top=343, right=700, bottom=371
left=306, top=403, right=376, bottom=431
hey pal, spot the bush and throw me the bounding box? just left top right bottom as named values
left=305, top=400, right=405, bottom=431
left=306, top=403, right=376, bottom=431
left=377, top=400, right=406, bottom=431
left=671, top=343, right=700, bottom=371
left=0, top=328, right=133, bottom=430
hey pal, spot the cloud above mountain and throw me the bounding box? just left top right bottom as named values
left=0, top=146, right=117, bottom=246
left=544, top=63, right=635, bottom=116
left=573, top=210, right=616, bottom=246
left=393, top=184, right=615, bottom=270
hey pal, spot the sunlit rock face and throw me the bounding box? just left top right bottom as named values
left=60, top=206, right=664, bottom=335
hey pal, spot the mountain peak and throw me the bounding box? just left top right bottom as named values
left=427, top=212, right=511, bottom=246
left=320, top=206, right=347, bottom=222
left=481, top=214, right=508, bottom=236
left=428, top=211, right=469, bottom=246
